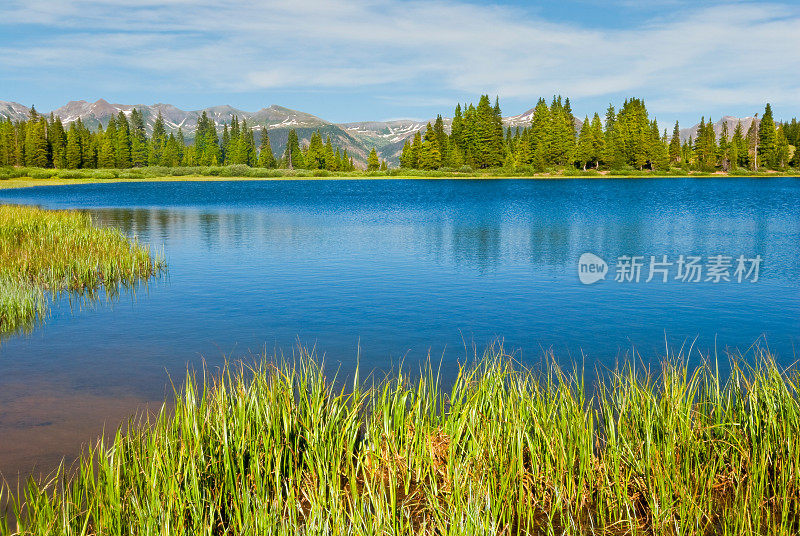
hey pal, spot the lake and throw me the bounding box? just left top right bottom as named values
left=0, top=177, right=799, bottom=481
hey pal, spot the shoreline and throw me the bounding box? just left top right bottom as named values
left=1, top=172, right=799, bottom=190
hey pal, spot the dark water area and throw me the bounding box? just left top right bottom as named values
left=0, top=177, right=799, bottom=482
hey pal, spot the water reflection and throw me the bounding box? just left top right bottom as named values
left=87, top=194, right=799, bottom=282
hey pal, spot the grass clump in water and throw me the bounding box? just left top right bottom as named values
left=3, top=345, right=800, bottom=535
left=0, top=204, right=165, bottom=335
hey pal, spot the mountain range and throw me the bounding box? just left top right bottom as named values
left=0, top=99, right=758, bottom=165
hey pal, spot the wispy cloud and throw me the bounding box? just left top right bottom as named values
left=1, top=0, right=798, bottom=118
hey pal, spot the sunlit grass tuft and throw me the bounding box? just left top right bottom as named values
left=0, top=204, right=165, bottom=335
left=3, top=345, right=800, bottom=535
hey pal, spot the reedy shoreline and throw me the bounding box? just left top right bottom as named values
left=0, top=205, right=165, bottom=335
left=3, top=346, right=800, bottom=535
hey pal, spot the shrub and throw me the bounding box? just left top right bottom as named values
left=29, top=169, right=58, bottom=179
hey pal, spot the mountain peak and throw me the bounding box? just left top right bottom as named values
left=505, top=107, right=536, bottom=127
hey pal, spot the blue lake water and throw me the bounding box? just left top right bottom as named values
left=0, top=177, right=799, bottom=478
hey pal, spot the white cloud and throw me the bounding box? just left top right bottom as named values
left=1, top=0, right=799, bottom=117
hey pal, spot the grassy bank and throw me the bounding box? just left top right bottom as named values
left=0, top=205, right=165, bottom=335
left=3, top=347, right=800, bottom=535
left=0, top=165, right=798, bottom=190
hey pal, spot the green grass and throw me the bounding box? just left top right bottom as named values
left=4, top=345, right=800, bottom=535
left=0, top=204, right=166, bottom=335
left=1, top=165, right=798, bottom=189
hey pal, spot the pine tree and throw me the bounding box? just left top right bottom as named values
left=320, top=136, right=332, bottom=170
left=786, top=118, right=800, bottom=146
left=718, top=121, right=730, bottom=171
left=367, top=147, right=380, bottom=171
left=221, top=124, right=231, bottom=165
left=603, top=104, right=617, bottom=168
left=149, top=112, right=167, bottom=166
left=563, top=97, right=577, bottom=161
left=788, top=119, right=800, bottom=167
left=419, top=123, right=442, bottom=170
left=129, top=108, right=148, bottom=167
left=226, top=117, right=238, bottom=164
left=65, top=123, right=82, bottom=169
left=747, top=115, right=760, bottom=170
left=48, top=116, right=67, bottom=169
left=399, top=141, right=412, bottom=168
left=705, top=119, right=718, bottom=168
left=258, top=128, right=276, bottom=168
left=450, top=104, right=464, bottom=157
left=305, top=130, right=324, bottom=169
left=683, top=137, right=694, bottom=166
left=14, top=119, right=26, bottom=166
left=176, top=129, right=187, bottom=165
left=462, top=104, right=478, bottom=166
left=589, top=114, right=605, bottom=169
left=731, top=121, right=746, bottom=169
left=410, top=131, right=422, bottom=169
left=548, top=96, right=575, bottom=166
left=473, top=95, right=502, bottom=168
left=694, top=117, right=717, bottom=170
left=492, top=97, right=506, bottom=166
left=432, top=115, right=447, bottom=163
left=668, top=121, right=681, bottom=164
left=283, top=129, right=304, bottom=169
left=576, top=116, right=593, bottom=170
left=163, top=134, right=180, bottom=167
left=0, top=119, right=14, bottom=166
left=80, top=120, right=97, bottom=167
left=231, top=117, right=244, bottom=164
left=333, top=148, right=342, bottom=172
left=614, top=98, right=650, bottom=169
left=775, top=124, right=790, bottom=169
left=99, top=118, right=117, bottom=168
left=25, top=117, right=49, bottom=168
left=341, top=149, right=353, bottom=171
left=195, top=112, right=220, bottom=166
left=648, top=120, right=668, bottom=171
left=693, top=118, right=706, bottom=167
left=77, top=119, right=95, bottom=168
left=758, top=103, right=778, bottom=169
left=239, top=119, right=255, bottom=166
left=530, top=98, right=551, bottom=170
left=115, top=111, right=132, bottom=168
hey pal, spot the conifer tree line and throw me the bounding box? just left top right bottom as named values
left=399, top=96, right=800, bottom=172
left=0, top=108, right=357, bottom=171
left=1, top=100, right=798, bottom=173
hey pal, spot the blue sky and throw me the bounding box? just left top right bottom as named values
left=1, top=0, right=799, bottom=126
